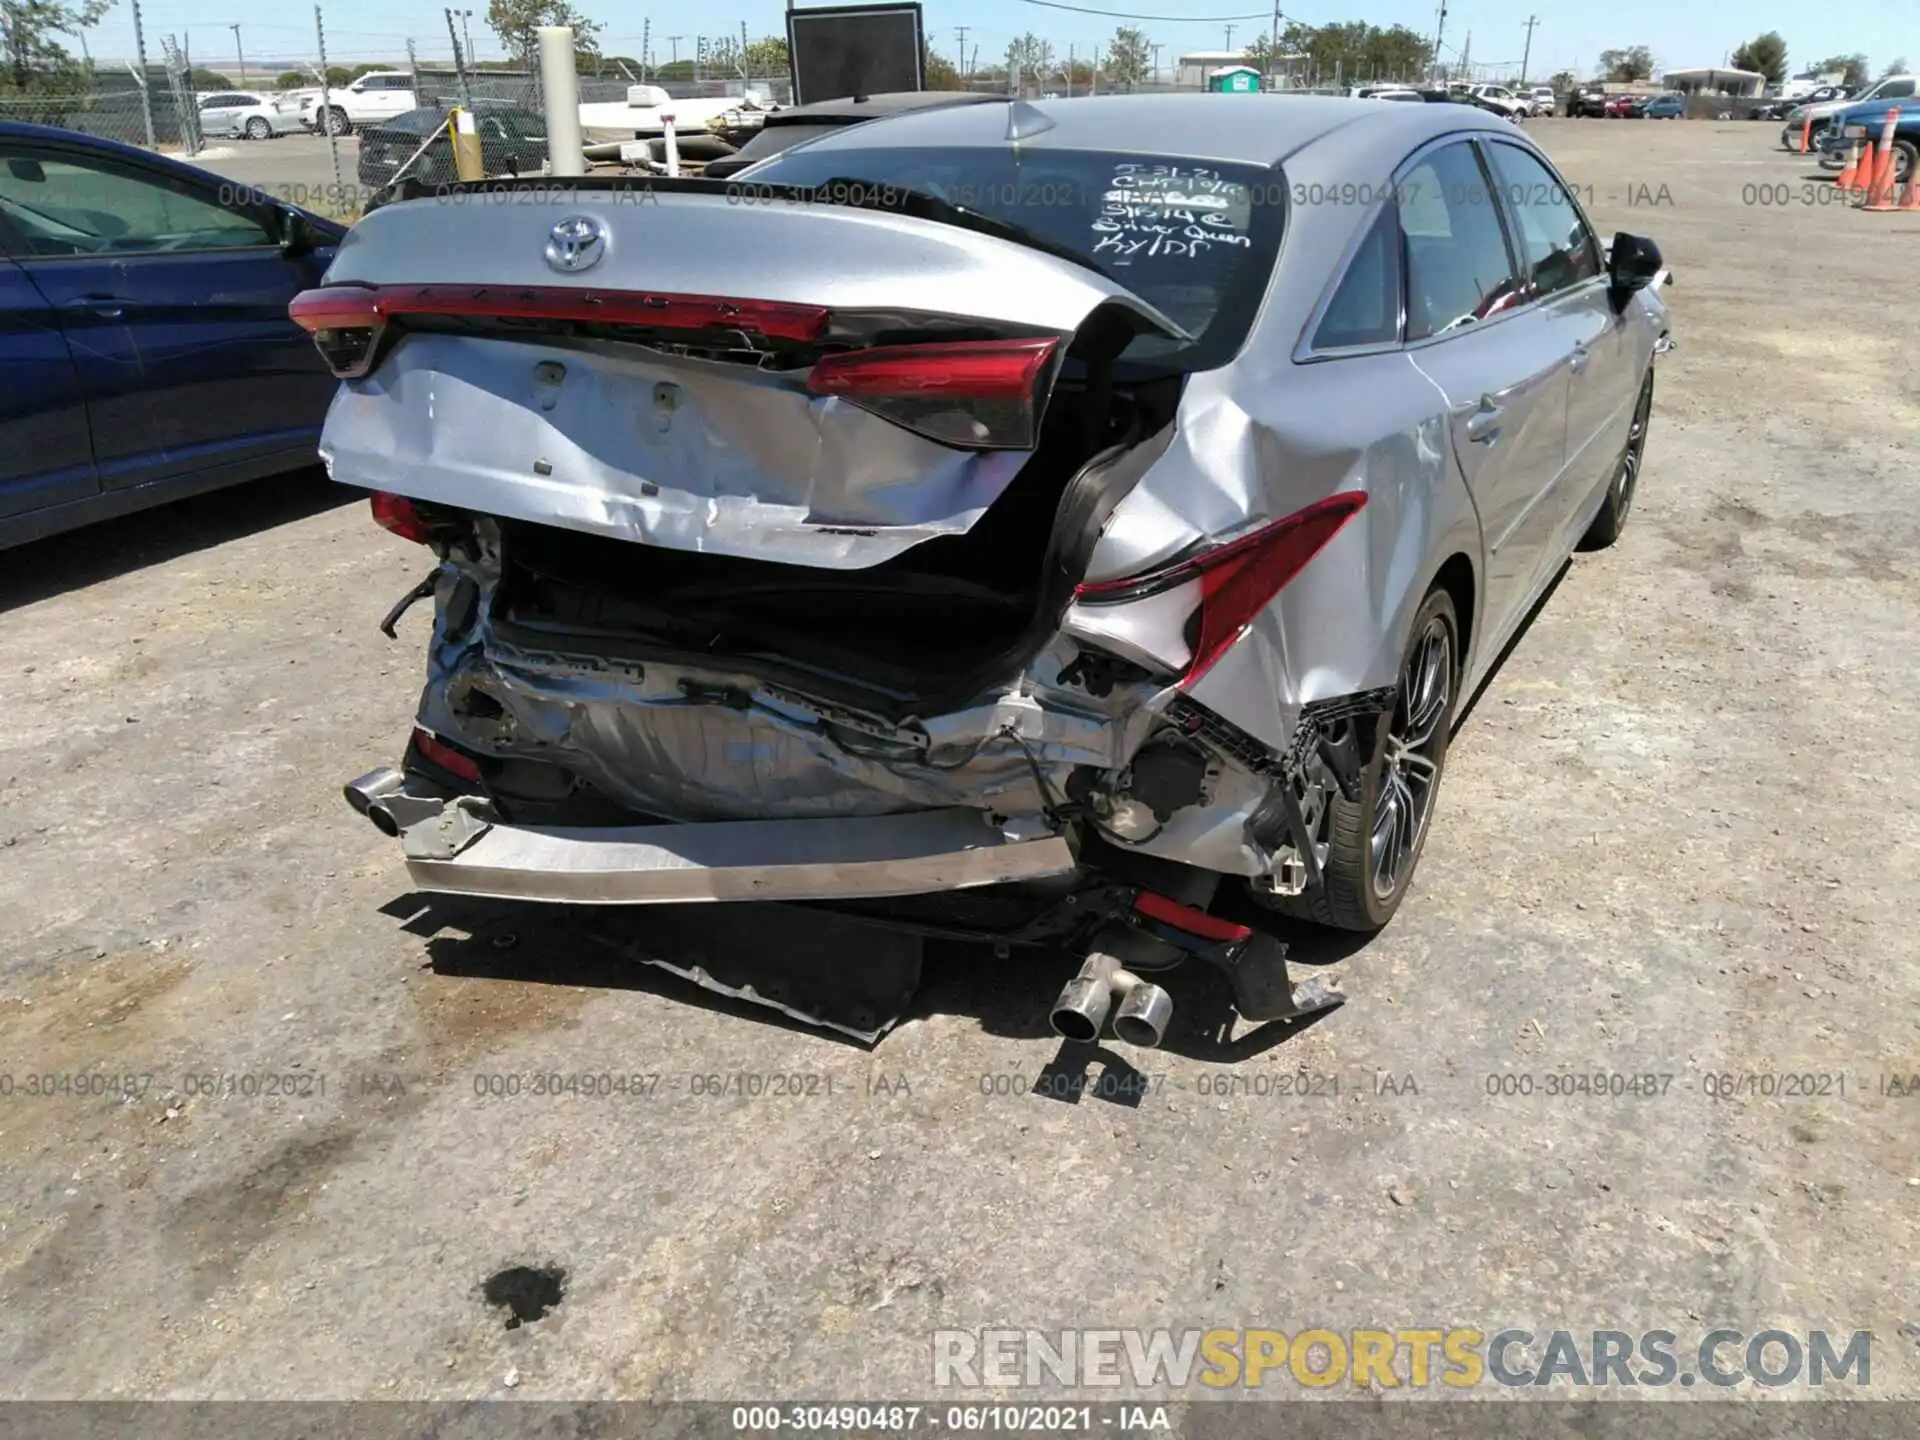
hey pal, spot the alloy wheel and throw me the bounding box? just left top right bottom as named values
left=1370, top=614, right=1454, bottom=901
left=1614, top=378, right=1653, bottom=519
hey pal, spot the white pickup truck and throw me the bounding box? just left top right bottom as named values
left=303, top=71, right=419, bottom=136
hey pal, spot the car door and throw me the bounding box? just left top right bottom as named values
left=0, top=140, right=338, bottom=492
left=1397, top=136, right=1574, bottom=644
left=371, top=76, right=415, bottom=123
left=1479, top=137, right=1621, bottom=573
left=0, top=249, right=97, bottom=523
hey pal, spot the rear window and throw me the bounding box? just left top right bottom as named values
left=737, top=144, right=1283, bottom=371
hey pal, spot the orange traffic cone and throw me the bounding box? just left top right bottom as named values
left=1799, top=115, right=1812, bottom=152
left=1863, top=110, right=1904, bottom=210
left=1835, top=138, right=1863, bottom=193
left=1899, top=171, right=1920, bottom=211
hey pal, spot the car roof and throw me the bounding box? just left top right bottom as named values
left=765, top=91, right=1006, bottom=127
left=765, top=92, right=1508, bottom=168
left=371, top=101, right=531, bottom=133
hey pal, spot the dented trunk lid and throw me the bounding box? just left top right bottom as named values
left=312, top=184, right=1184, bottom=568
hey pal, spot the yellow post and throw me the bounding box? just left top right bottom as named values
left=447, top=106, right=484, bottom=181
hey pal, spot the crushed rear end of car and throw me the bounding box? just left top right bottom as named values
left=310, top=169, right=1359, bottom=1039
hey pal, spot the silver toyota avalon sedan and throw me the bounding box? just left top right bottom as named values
left=302, top=94, right=1671, bottom=1043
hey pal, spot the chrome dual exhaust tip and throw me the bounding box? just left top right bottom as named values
left=1049, top=935, right=1175, bottom=1049
left=343, top=766, right=407, bottom=837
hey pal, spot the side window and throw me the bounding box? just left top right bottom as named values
left=1482, top=142, right=1602, bottom=300
left=1311, top=203, right=1402, bottom=349
left=1397, top=140, right=1520, bottom=341
left=1886, top=79, right=1916, bottom=99
left=0, top=154, right=271, bottom=258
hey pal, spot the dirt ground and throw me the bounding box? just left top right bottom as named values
left=1, top=119, right=1916, bottom=1406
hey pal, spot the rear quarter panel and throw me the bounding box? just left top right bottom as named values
left=1079, top=113, right=1490, bottom=753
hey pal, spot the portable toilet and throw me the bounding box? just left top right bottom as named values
left=1208, top=65, right=1262, bottom=93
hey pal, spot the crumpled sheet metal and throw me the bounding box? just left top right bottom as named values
left=319, top=333, right=1032, bottom=569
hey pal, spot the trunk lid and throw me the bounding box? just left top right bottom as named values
left=310, top=183, right=1184, bottom=568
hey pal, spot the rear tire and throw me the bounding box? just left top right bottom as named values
left=245, top=116, right=271, bottom=141
left=1579, top=369, right=1653, bottom=551
left=1269, top=588, right=1459, bottom=933
left=324, top=106, right=351, bottom=137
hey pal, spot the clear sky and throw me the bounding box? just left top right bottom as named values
left=85, top=0, right=1912, bottom=86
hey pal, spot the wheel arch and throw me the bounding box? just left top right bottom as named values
left=1429, top=550, right=1478, bottom=680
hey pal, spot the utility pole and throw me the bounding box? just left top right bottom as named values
left=229, top=22, right=243, bottom=86
left=1430, top=0, right=1446, bottom=82
left=954, top=25, right=968, bottom=77
left=129, top=0, right=156, bottom=147
left=443, top=7, right=475, bottom=110
left=1519, top=14, right=1537, bottom=84
left=1224, top=23, right=1236, bottom=52
left=1066, top=42, right=1073, bottom=96
left=461, top=10, right=474, bottom=63
left=1459, top=28, right=1471, bottom=80
left=406, top=36, right=418, bottom=85
left=666, top=35, right=683, bottom=67
left=1149, top=42, right=1161, bottom=85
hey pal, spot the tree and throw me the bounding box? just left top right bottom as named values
left=1808, top=53, right=1867, bottom=86
left=1597, top=46, right=1654, bottom=82
left=1729, top=31, right=1787, bottom=84
left=1548, top=69, right=1575, bottom=93
left=1884, top=56, right=1909, bottom=77
left=323, top=65, right=353, bottom=85
left=742, top=36, right=788, bottom=78
left=924, top=50, right=962, bottom=89
left=1, top=0, right=110, bottom=122
left=275, top=70, right=312, bottom=89
left=187, top=67, right=231, bottom=88
left=485, top=0, right=601, bottom=68
left=1104, top=26, right=1149, bottom=91
left=1253, top=21, right=1430, bottom=86
left=1004, top=32, right=1051, bottom=93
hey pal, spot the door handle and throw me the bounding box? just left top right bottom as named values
left=64, top=296, right=125, bottom=319
left=1569, top=345, right=1590, bottom=374
left=1465, top=399, right=1505, bottom=443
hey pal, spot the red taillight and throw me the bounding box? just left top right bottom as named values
left=412, top=727, right=482, bottom=782
left=370, top=491, right=432, bottom=543
left=289, top=283, right=829, bottom=379
left=1074, top=492, right=1368, bottom=685
left=806, top=337, right=1061, bottom=450
left=290, top=284, right=384, bottom=378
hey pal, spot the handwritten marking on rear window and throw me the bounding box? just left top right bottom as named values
left=1092, top=163, right=1254, bottom=265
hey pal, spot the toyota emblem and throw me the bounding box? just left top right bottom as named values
left=544, top=215, right=607, bottom=273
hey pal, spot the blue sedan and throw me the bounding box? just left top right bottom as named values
left=1640, top=94, right=1686, bottom=119
left=0, top=121, right=345, bottom=549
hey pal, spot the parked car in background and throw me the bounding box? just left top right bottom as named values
left=198, top=91, right=304, bottom=140
left=1566, top=87, right=1610, bottom=117
left=357, top=102, right=548, bottom=191
left=1603, top=94, right=1647, bottom=118
left=700, top=91, right=1006, bottom=180
left=310, top=96, right=1670, bottom=1042
left=0, top=121, right=343, bottom=549
left=1815, top=98, right=1920, bottom=185
left=1750, top=84, right=1851, bottom=120
left=1462, top=83, right=1530, bottom=118
left=1781, top=74, right=1915, bottom=150
left=304, top=70, right=418, bottom=136
left=1640, top=94, right=1686, bottom=119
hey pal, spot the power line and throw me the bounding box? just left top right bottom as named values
left=1012, top=0, right=1271, bottom=20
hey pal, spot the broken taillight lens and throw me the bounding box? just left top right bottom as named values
left=289, top=284, right=384, bottom=378
left=806, top=336, right=1061, bottom=450
left=411, top=726, right=482, bottom=782
left=1074, top=492, right=1368, bottom=685
left=370, top=491, right=432, bottom=543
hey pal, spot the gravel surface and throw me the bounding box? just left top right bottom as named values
left=0, top=119, right=1915, bottom=1404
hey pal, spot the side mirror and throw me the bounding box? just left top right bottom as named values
left=1608, top=231, right=1663, bottom=305
left=279, top=206, right=318, bottom=256
left=7, top=157, right=46, bottom=183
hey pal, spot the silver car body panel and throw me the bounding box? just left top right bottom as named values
left=319, top=193, right=1185, bottom=567
left=323, top=96, right=1669, bottom=897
